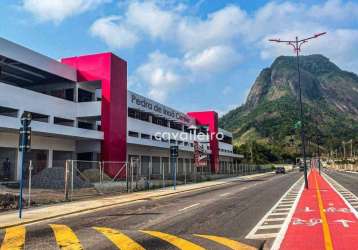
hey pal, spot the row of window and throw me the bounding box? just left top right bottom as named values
left=128, top=130, right=194, bottom=147
left=220, top=148, right=233, bottom=153
left=128, top=108, right=189, bottom=132
left=0, top=106, right=98, bottom=131
left=128, top=130, right=234, bottom=153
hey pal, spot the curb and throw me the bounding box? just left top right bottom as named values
left=0, top=172, right=274, bottom=229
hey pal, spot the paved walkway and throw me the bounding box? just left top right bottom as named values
left=0, top=173, right=272, bottom=229
left=280, top=169, right=358, bottom=250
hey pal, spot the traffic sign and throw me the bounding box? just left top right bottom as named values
left=21, top=112, right=32, bottom=126
left=19, top=127, right=31, bottom=152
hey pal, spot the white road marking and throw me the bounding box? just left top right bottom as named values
left=178, top=203, right=200, bottom=212
left=323, top=173, right=358, bottom=219
left=258, top=225, right=282, bottom=229
left=220, top=193, right=231, bottom=197
left=248, top=233, right=278, bottom=239
left=275, top=208, right=290, bottom=211
left=270, top=212, right=289, bottom=215
left=270, top=177, right=305, bottom=250
left=266, top=218, right=286, bottom=222
left=246, top=176, right=304, bottom=241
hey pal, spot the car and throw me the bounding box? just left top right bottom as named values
left=276, top=167, right=286, bottom=174
left=299, top=164, right=305, bottom=172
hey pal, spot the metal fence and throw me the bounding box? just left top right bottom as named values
left=0, top=160, right=273, bottom=212
left=327, top=161, right=358, bottom=172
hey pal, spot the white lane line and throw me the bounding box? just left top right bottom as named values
left=270, top=212, right=289, bottom=215
left=246, top=176, right=303, bottom=240
left=248, top=233, right=278, bottom=239
left=323, top=173, right=358, bottom=219
left=270, top=178, right=305, bottom=250
left=266, top=218, right=286, bottom=222
left=258, top=225, right=282, bottom=229
left=220, top=192, right=231, bottom=197
left=178, top=203, right=200, bottom=212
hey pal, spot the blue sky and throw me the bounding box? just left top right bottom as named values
left=1, top=0, right=358, bottom=116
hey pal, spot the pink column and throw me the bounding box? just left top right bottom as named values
left=187, top=111, right=220, bottom=173
left=61, top=53, right=127, bottom=178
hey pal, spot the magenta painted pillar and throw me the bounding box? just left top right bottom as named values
left=187, top=111, right=220, bottom=173
left=61, top=53, right=127, bottom=178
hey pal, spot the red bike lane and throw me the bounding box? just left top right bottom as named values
left=279, top=169, right=358, bottom=250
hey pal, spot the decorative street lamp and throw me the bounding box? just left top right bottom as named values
left=268, top=32, right=326, bottom=189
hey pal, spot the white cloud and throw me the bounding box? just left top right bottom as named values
left=176, top=5, right=247, bottom=51
left=136, top=51, right=186, bottom=102
left=90, top=16, right=139, bottom=49
left=241, top=1, right=358, bottom=73
left=222, top=86, right=232, bottom=95
left=184, top=45, right=241, bottom=73
left=22, top=0, right=108, bottom=23
left=133, top=45, right=241, bottom=102
left=89, top=0, right=358, bottom=103
left=125, top=1, right=176, bottom=39
left=309, top=0, right=358, bottom=22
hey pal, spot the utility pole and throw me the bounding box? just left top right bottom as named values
left=268, top=32, right=326, bottom=189
left=343, top=141, right=346, bottom=159
left=250, top=140, right=253, bottom=164
left=19, top=112, right=32, bottom=219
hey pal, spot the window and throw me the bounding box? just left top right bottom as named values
left=128, top=108, right=150, bottom=122
left=78, top=88, right=94, bottom=102
left=170, top=139, right=176, bottom=144
left=65, top=88, right=74, bottom=101
left=54, top=117, right=74, bottom=127
left=128, top=131, right=139, bottom=137
left=78, top=121, right=94, bottom=130
left=152, top=115, right=168, bottom=127
left=170, top=122, right=183, bottom=131
left=178, top=141, right=183, bottom=145
left=152, top=135, right=161, bottom=141
left=25, top=112, right=49, bottom=123
left=220, top=135, right=233, bottom=144
left=141, top=133, right=150, bottom=139
left=184, top=142, right=188, bottom=146
left=140, top=112, right=150, bottom=122
left=0, top=106, right=18, bottom=118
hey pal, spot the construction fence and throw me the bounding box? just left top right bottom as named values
left=0, top=159, right=274, bottom=212
left=327, top=160, right=358, bottom=172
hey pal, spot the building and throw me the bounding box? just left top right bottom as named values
left=0, top=37, right=241, bottom=181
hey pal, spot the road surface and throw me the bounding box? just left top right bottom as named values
left=0, top=172, right=301, bottom=249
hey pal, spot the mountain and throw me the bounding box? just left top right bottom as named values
left=219, top=54, right=358, bottom=155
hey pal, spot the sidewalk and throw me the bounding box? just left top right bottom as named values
left=0, top=172, right=272, bottom=229
left=279, top=169, right=358, bottom=250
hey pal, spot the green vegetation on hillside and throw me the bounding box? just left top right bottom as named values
left=220, top=54, right=358, bottom=163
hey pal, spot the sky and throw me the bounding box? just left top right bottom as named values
left=1, top=0, right=358, bottom=116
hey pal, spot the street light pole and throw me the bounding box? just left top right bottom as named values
left=268, top=32, right=326, bottom=189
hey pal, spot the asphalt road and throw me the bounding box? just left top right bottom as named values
left=0, top=172, right=302, bottom=250
left=324, top=169, right=358, bottom=196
